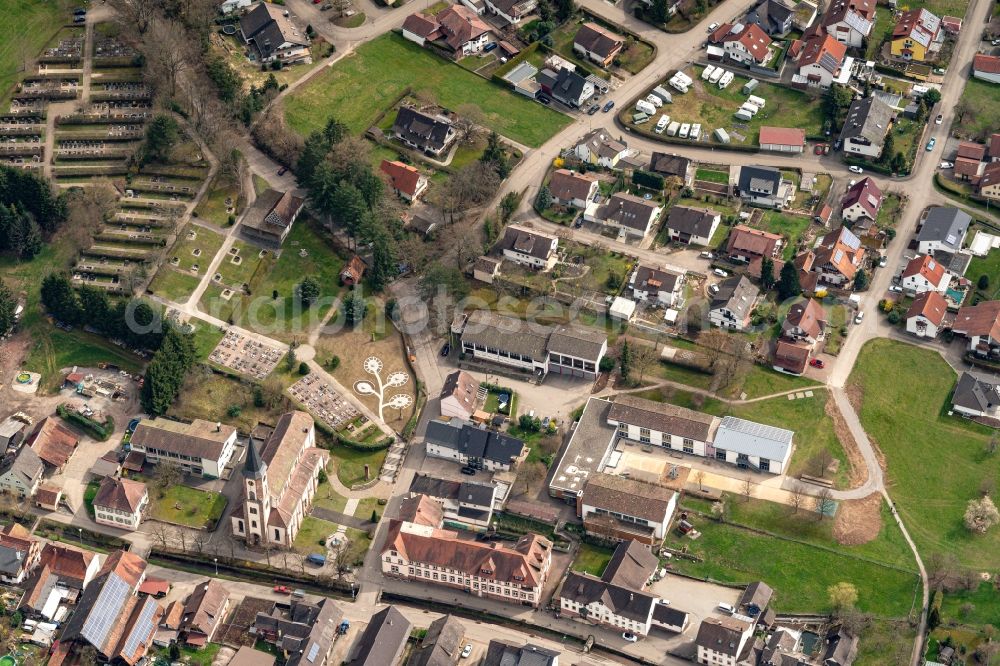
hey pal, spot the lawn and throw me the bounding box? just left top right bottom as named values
left=702, top=389, right=851, bottom=489
left=849, top=339, right=999, bottom=568
left=354, top=496, right=383, bottom=522
left=168, top=369, right=294, bottom=433
left=695, top=168, right=730, bottom=184
left=561, top=242, right=634, bottom=295
left=966, top=244, right=1000, bottom=300
left=343, top=527, right=372, bottom=566
left=189, top=321, right=226, bottom=361
left=140, top=479, right=228, bottom=529
left=939, top=581, right=1000, bottom=630
left=955, top=77, right=1000, bottom=142
left=148, top=268, right=202, bottom=303
left=549, top=17, right=655, bottom=76
left=653, top=360, right=715, bottom=390
left=167, top=224, right=226, bottom=273
left=1, top=0, right=74, bottom=104
left=282, top=32, right=570, bottom=147
left=292, top=516, right=339, bottom=554
left=215, top=239, right=273, bottom=289
left=313, top=474, right=349, bottom=514
left=729, top=363, right=818, bottom=399
left=328, top=443, right=388, bottom=488
left=572, top=542, right=615, bottom=576
left=855, top=619, right=917, bottom=666
left=625, top=67, right=824, bottom=146
left=757, top=211, right=812, bottom=260
left=823, top=303, right=849, bottom=355
left=23, top=325, right=144, bottom=393
left=875, top=192, right=905, bottom=230
left=666, top=498, right=920, bottom=616
left=156, top=644, right=222, bottom=666
left=193, top=174, right=242, bottom=228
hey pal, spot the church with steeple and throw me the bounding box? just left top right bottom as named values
left=231, top=411, right=329, bottom=547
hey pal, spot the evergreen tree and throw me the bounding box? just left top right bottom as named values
left=297, top=276, right=321, bottom=307
left=535, top=185, right=553, bottom=210
left=553, top=0, right=575, bottom=21
left=620, top=339, right=631, bottom=380
left=141, top=325, right=196, bottom=415
left=480, top=131, right=510, bottom=178
left=344, top=163, right=384, bottom=211
left=40, top=273, right=83, bottom=325
left=0, top=281, right=15, bottom=337
left=777, top=261, right=801, bottom=301
left=853, top=268, right=869, bottom=291
left=880, top=132, right=895, bottom=165
left=78, top=285, right=112, bottom=334
left=143, top=115, right=179, bottom=163
left=650, top=0, right=670, bottom=24
left=368, top=229, right=397, bottom=292
left=760, top=257, right=776, bottom=290
left=330, top=182, right=369, bottom=242
left=0, top=165, right=68, bottom=233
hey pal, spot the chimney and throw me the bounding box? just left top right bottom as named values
left=216, top=422, right=222, bottom=433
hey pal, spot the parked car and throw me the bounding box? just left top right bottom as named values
left=848, top=165, right=864, bottom=174
left=809, top=358, right=825, bottom=369
left=74, top=15, right=86, bottom=22
left=889, top=285, right=903, bottom=293
left=854, top=311, right=865, bottom=324
left=713, top=268, right=728, bottom=277
left=277, top=166, right=288, bottom=175
left=602, top=100, right=615, bottom=113
left=292, top=589, right=306, bottom=599
left=707, top=22, right=719, bottom=32
left=440, top=343, right=451, bottom=357
left=879, top=255, right=887, bottom=267
left=306, top=553, right=327, bottom=566
left=699, top=251, right=714, bottom=259
left=321, top=3, right=332, bottom=8
left=940, top=161, right=954, bottom=169
left=926, top=137, right=937, bottom=151
left=935, top=114, right=943, bottom=124
left=813, top=143, right=829, bottom=155
left=587, top=104, right=599, bottom=115
left=538, top=95, right=551, bottom=105
left=622, top=632, right=638, bottom=642
left=73, top=7, right=87, bottom=15
left=709, top=284, right=720, bottom=294
left=717, top=602, right=736, bottom=615
left=274, top=585, right=291, bottom=594
left=461, top=644, right=473, bottom=659
left=460, top=467, right=476, bottom=475
left=484, top=42, right=498, bottom=52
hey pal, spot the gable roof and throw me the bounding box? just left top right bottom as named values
left=902, top=254, right=946, bottom=285
left=796, top=32, right=847, bottom=72
left=722, top=22, right=773, bottom=61
left=239, top=3, right=309, bottom=57
left=552, top=67, right=591, bottom=102
left=974, top=53, right=1000, bottom=75
left=815, top=226, right=864, bottom=280
left=380, top=159, right=424, bottom=197
left=349, top=605, right=411, bottom=666
left=581, top=472, right=677, bottom=523
left=759, top=126, right=806, bottom=147
left=953, top=371, right=1000, bottom=414
left=773, top=339, right=810, bottom=374
left=596, top=192, right=660, bottom=231
left=839, top=96, right=894, bottom=147
left=180, top=579, right=229, bottom=639
left=402, top=12, right=440, bottom=38
left=905, top=290, right=948, bottom=327
left=406, top=615, right=465, bottom=666
left=483, top=641, right=559, bottom=666
left=500, top=225, right=557, bottom=260
left=561, top=570, right=658, bottom=623
left=727, top=224, right=782, bottom=258
left=462, top=309, right=550, bottom=360
left=93, top=477, right=147, bottom=514
left=980, top=161, right=1000, bottom=192
left=577, top=129, right=627, bottom=160
left=285, top=599, right=341, bottom=666
left=0, top=444, right=43, bottom=486
left=737, top=165, right=782, bottom=195
left=548, top=168, right=598, bottom=202
left=574, top=22, right=625, bottom=58
left=548, top=324, right=607, bottom=361
left=35, top=542, right=96, bottom=587
left=712, top=275, right=761, bottom=319
left=424, top=418, right=525, bottom=465
left=439, top=369, right=479, bottom=409
left=649, top=152, right=692, bottom=178
left=784, top=298, right=825, bottom=338
left=955, top=299, right=1000, bottom=340
left=714, top=416, right=794, bottom=461
left=602, top=539, right=659, bottom=589
left=26, top=417, right=78, bottom=468
left=608, top=394, right=718, bottom=442
left=696, top=616, right=752, bottom=656
left=666, top=206, right=719, bottom=237
left=131, top=417, right=236, bottom=462
left=957, top=141, right=987, bottom=161
left=392, top=107, right=454, bottom=152
left=892, top=8, right=940, bottom=48
left=841, top=176, right=883, bottom=218
left=634, top=264, right=683, bottom=294
left=435, top=5, right=490, bottom=52
left=917, top=207, right=971, bottom=251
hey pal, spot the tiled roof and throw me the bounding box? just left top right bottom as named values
left=892, top=8, right=940, bottom=48
left=180, top=579, right=229, bottom=639
left=901, top=254, right=946, bottom=286
left=796, top=33, right=846, bottom=71
left=723, top=23, right=773, bottom=61
left=596, top=192, right=660, bottom=231
left=957, top=141, right=987, bottom=161
left=581, top=472, right=676, bottom=523
left=954, top=300, right=1000, bottom=339
left=548, top=168, right=597, bottom=202
left=726, top=224, right=782, bottom=258
left=841, top=177, right=883, bottom=219
left=436, top=5, right=490, bottom=52
left=666, top=206, right=719, bottom=237
left=696, top=616, right=752, bottom=656
left=93, top=477, right=147, bottom=514
left=26, top=417, right=78, bottom=468
left=759, top=126, right=806, bottom=147
left=132, top=417, right=235, bottom=462
left=974, top=53, right=1000, bottom=75
left=380, top=159, right=424, bottom=197
left=634, top=264, right=683, bottom=294
left=609, top=394, right=718, bottom=442
left=784, top=298, right=825, bottom=339
left=906, top=290, right=948, bottom=326
left=574, top=22, right=625, bottom=58
left=774, top=340, right=810, bottom=374
left=500, top=225, right=557, bottom=260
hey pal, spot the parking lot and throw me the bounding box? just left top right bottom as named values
left=645, top=575, right=744, bottom=654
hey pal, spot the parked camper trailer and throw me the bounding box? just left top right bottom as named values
left=714, top=127, right=731, bottom=143
left=747, top=95, right=766, bottom=108
left=718, top=71, right=734, bottom=89
left=702, top=65, right=717, bottom=80
left=655, top=114, right=671, bottom=133
left=740, top=103, right=759, bottom=116
left=709, top=68, right=725, bottom=84
left=651, top=86, right=673, bottom=104
left=743, top=79, right=759, bottom=94
left=734, top=109, right=753, bottom=121
left=679, top=123, right=691, bottom=139
left=633, top=112, right=650, bottom=124
left=645, top=94, right=663, bottom=108
left=666, top=121, right=681, bottom=136
left=690, top=123, right=702, bottom=140
left=636, top=99, right=656, bottom=115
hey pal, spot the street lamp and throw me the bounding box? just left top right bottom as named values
left=350, top=582, right=356, bottom=600
left=78, top=528, right=83, bottom=546
left=214, top=558, right=218, bottom=576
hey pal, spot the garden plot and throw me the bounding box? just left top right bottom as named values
left=208, top=329, right=285, bottom=380
left=288, top=374, right=362, bottom=431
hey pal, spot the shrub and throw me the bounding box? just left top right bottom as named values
left=227, top=405, right=242, bottom=417
left=979, top=274, right=990, bottom=291
left=328, top=355, right=341, bottom=370
left=599, top=356, right=616, bottom=372
left=887, top=311, right=900, bottom=325
left=298, top=362, right=310, bottom=375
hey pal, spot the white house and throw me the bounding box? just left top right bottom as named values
left=905, top=290, right=948, bottom=338
left=130, top=417, right=238, bottom=479
left=838, top=96, right=894, bottom=160
left=0, top=445, right=44, bottom=498
left=424, top=418, right=525, bottom=472
left=500, top=226, right=559, bottom=270
left=238, top=3, right=310, bottom=65
left=822, top=0, right=876, bottom=49
left=719, top=22, right=773, bottom=65
left=93, top=477, right=148, bottom=531
left=711, top=416, right=793, bottom=474
left=709, top=276, right=760, bottom=331
left=574, top=130, right=629, bottom=168
left=439, top=370, right=479, bottom=421
left=973, top=54, right=1000, bottom=84
left=841, top=177, right=883, bottom=222
left=630, top=265, right=685, bottom=307
left=579, top=472, right=678, bottom=544
left=548, top=169, right=599, bottom=209
left=795, top=33, right=851, bottom=87
left=900, top=254, right=951, bottom=295
left=917, top=207, right=971, bottom=256
left=587, top=192, right=661, bottom=238
left=220, top=0, right=251, bottom=13
left=696, top=616, right=754, bottom=666
left=484, top=0, right=537, bottom=24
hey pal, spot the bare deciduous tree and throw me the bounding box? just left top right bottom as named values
left=519, top=461, right=547, bottom=496
left=107, top=0, right=157, bottom=36
left=694, top=470, right=706, bottom=491
left=454, top=103, right=485, bottom=142
left=815, top=488, right=835, bottom=520
left=142, top=18, right=192, bottom=98
left=151, top=523, right=171, bottom=549
left=789, top=482, right=804, bottom=514
left=741, top=476, right=753, bottom=503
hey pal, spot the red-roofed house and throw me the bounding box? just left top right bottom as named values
left=901, top=254, right=950, bottom=295
left=772, top=340, right=810, bottom=375
left=906, top=290, right=949, bottom=338
left=93, top=477, right=148, bottom=531
left=841, top=177, right=883, bottom=222
left=26, top=418, right=78, bottom=471
left=340, top=255, right=365, bottom=286
left=721, top=23, right=773, bottom=65
left=890, top=8, right=942, bottom=62
left=812, top=226, right=865, bottom=286
left=973, top=54, right=1000, bottom=84
left=726, top=225, right=783, bottom=262
left=795, top=33, right=849, bottom=87
left=979, top=162, right=1000, bottom=200
left=402, top=5, right=491, bottom=59
left=708, top=22, right=734, bottom=44
left=990, top=134, right=1000, bottom=162
left=941, top=15, right=962, bottom=33
left=815, top=204, right=833, bottom=227
left=759, top=127, right=806, bottom=153
left=380, top=159, right=428, bottom=202
left=954, top=300, right=1000, bottom=356
left=955, top=141, right=986, bottom=182
left=782, top=298, right=826, bottom=345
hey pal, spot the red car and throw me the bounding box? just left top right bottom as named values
left=813, top=143, right=829, bottom=155
left=274, top=585, right=291, bottom=594
left=809, top=358, right=825, bottom=369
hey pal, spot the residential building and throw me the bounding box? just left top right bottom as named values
left=0, top=444, right=43, bottom=498
left=821, top=0, right=876, bottom=49
left=974, top=54, right=1000, bottom=83
left=955, top=141, right=987, bottom=182
left=630, top=264, right=686, bottom=307
left=0, top=416, right=27, bottom=450
left=841, top=177, right=883, bottom=222
left=473, top=255, right=501, bottom=284
left=240, top=188, right=305, bottom=246
left=890, top=8, right=942, bottom=62
left=736, top=166, right=789, bottom=209
left=34, top=484, right=62, bottom=511
left=484, top=0, right=537, bottom=24
left=560, top=540, right=660, bottom=635
left=838, top=95, right=894, bottom=160
left=578, top=472, right=678, bottom=544
left=392, top=107, right=457, bottom=156
left=782, top=298, right=826, bottom=345
left=954, top=300, right=1000, bottom=356
left=652, top=603, right=690, bottom=633
left=380, top=159, right=428, bottom=202
left=980, top=162, right=1000, bottom=200
left=573, top=22, right=625, bottom=66
left=608, top=394, right=717, bottom=458
left=795, top=32, right=850, bottom=87
left=714, top=416, right=794, bottom=473
left=93, top=477, right=148, bottom=531
left=812, top=226, right=866, bottom=287
left=901, top=254, right=951, bottom=294
left=696, top=616, right=755, bottom=666
left=424, top=418, right=525, bottom=471
left=748, top=0, right=796, bottom=36
left=905, top=291, right=949, bottom=338
left=503, top=61, right=540, bottom=97
left=500, top=225, right=559, bottom=270
left=439, top=370, right=480, bottom=421
left=710, top=275, right=761, bottom=330
left=739, top=581, right=774, bottom=619
left=402, top=5, right=491, bottom=58
left=239, top=3, right=310, bottom=65
left=758, top=127, right=806, bottom=153
left=179, top=579, right=230, bottom=647
left=130, top=417, right=237, bottom=478
left=719, top=22, right=774, bottom=65
left=0, top=524, right=41, bottom=585
left=575, top=130, right=629, bottom=168
left=230, top=647, right=276, bottom=666
left=253, top=598, right=342, bottom=666
left=26, top=417, right=78, bottom=471
left=483, top=641, right=559, bottom=666
left=381, top=504, right=552, bottom=606
left=408, top=474, right=498, bottom=530
left=548, top=168, right=599, bottom=209
left=551, top=67, right=595, bottom=108
left=230, top=411, right=329, bottom=547
left=663, top=206, right=721, bottom=245
left=772, top=339, right=811, bottom=375
left=407, top=615, right=465, bottom=666
left=726, top=225, right=783, bottom=262
left=347, top=606, right=411, bottom=666
left=20, top=543, right=100, bottom=622
left=823, top=626, right=859, bottom=666
left=648, top=153, right=693, bottom=185
left=588, top=191, right=662, bottom=238
left=951, top=371, right=1000, bottom=418
left=917, top=207, right=971, bottom=256
left=991, top=133, right=1000, bottom=162
left=59, top=550, right=161, bottom=665
left=220, top=0, right=252, bottom=13
left=458, top=310, right=608, bottom=379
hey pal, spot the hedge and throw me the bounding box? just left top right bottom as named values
left=36, top=518, right=130, bottom=551
left=57, top=404, right=115, bottom=441
left=336, top=433, right=394, bottom=451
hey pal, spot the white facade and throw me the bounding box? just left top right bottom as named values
left=611, top=421, right=708, bottom=458
left=906, top=313, right=941, bottom=338
left=129, top=428, right=237, bottom=479
left=902, top=271, right=950, bottom=295
left=461, top=342, right=547, bottom=377
left=826, top=16, right=870, bottom=49
left=579, top=492, right=677, bottom=541
left=710, top=304, right=752, bottom=331
left=560, top=597, right=654, bottom=636
left=631, top=278, right=685, bottom=308
left=425, top=441, right=517, bottom=472
left=843, top=136, right=882, bottom=159
left=94, top=492, right=148, bottom=532
left=483, top=0, right=536, bottom=24
left=502, top=244, right=558, bottom=270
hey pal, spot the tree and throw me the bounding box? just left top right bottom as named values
left=822, top=85, right=854, bottom=126
left=599, top=356, right=615, bottom=372
left=789, top=482, right=804, bottom=513
left=979, top=275, right=991, bottom=291
left=828, top=582, right=858, bottom=612
left=0, top=281, right=15, bottom=337
left=619, top=339, right=631, bottom=381
left=879, top=132, right=895, bottom=165
left=890, top=152, right=907, bottom=174
left=853, top=269, right=869, bottom=291
left=649, top=0, right=671, bottom=23
left=553, top=0, right=576, bottom=21
left=370, top=510, right=379, bottom=523
left=926, top=551, right=959, bottom=590
left=78, top=646, right=100, bottom=666
left=924, top=88, right=942, bottom=106
left=536, top=185, right=553, bottom=210
left=419, top=263, right=470, bottom=301
left=150, top=522, right=171, bottom=549
left=154, top=461, right=182, bottom=494
left=297, top=276, right=321, bottom=307
left=986, top=433, right=999, bottom=455
left=518, top=414, right=542, bottom=432
left=285, top=347, right=298, bottom=372
left=964, top=496, right=1000, bottom=534
left=141, top=325, right=196, bottom=415
left=759, top=256, right=776, bottom=290
left=811, top=448, right=834, bottom=477
left=144, top=115, right=179, bottom=163
left=298, top=362, right=310, bottom=376
left=710, top=500, right=727, bottom=521
left=520, top=460, right=547, bottom=495
left=777, top=261, right=801, bottom=300
left=740, top=476, right=753, bottom=502
left=815, top=487, right=835, bottom=519
left=630, top=344, right=658, bottom=384
left=341, top=292, right=368, bottom=326
left=367, top=229, right=398, bottom=292
left=693, top=470, right=706, bottom=491
left=480, top=131, right=509, bottom=178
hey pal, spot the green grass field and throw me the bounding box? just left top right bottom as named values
left=168, top=224, right=226, bottom=273
left=148, top=268, right=202, bottom=303
left=849, top=339, right=998, bottom=568
left=956, top=77, right=1000, bottom=142
left=24, top=325, right=144, bottom=393
left=758, top=211, right=812, bottom=260
left=140, top=478, right=228, bottom=529
left=572, top=543, right=615, bottom=576
left=668, top=496, right=920, bottom=616
left=282, top=33, right=571, bottom=147
left=1, top=0, right=74, bottom=104
left=939, top=581, right=1000, bottom=630
left=730, top=364, right=818, bottom=399
left=966, top=241, right=1000, bottom=300
left=194, top=174, right=242, bottom=228
left=329, top=443, right=388, bottom=488
left=293, top=516, right=339, bottom=553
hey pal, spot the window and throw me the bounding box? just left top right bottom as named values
left=249, top=506, right=257, bottom=515
left=274, top=528, right=281, bottom=540
left=237, top=520, right=244, bottom=533
left=251, top=520, right=258, bottom=528
left=715, top=450, right=726, bottom=461
left=759, top=459, right=770, bottom=472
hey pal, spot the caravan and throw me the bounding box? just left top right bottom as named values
left=651, top=86, right=673, bottom=104
left=645, top=94, right=664, bottom=108
left=655, top=114, right=671, bottom=133
left=709, top=68, right=725, bottom=84
left=734, top=109, right=753, bottom=121
left=747, top=95, right=766, bottom=109
left=714, top=127, right=731, bottom=143
left=636, top=99, right=656, bottom=115
left=666, top=121, right=680, bottom=136
left=702, top=65, right=717, bottom=80
left=690, top=124, right=702, bottom=140
left=740, top=102, right=759, bottom=116
left=718, top=71, right=734, bottom=89
left=679, top=123, right=691, bottom=139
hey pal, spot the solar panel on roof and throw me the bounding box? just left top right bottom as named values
left=81, top=574, right=130, bottom=649
left=122, top=597, right=158, bottom=657
left=307, top=642, right=320, bottom=662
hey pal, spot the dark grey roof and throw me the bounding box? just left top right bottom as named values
left=710, top=275, right=760, bottom=320
left=737, top=166, right=781, bottom=196
left=634, top=265, right=682, bottom=295
left=458, top=481, right=495, bottom=507
left=0, top=544, right=27, bottom=576
left=665, top=206, right=719, bottom=237
left=652, top=603, right=688, bottom=627
left=739, top=580, right=773, bottom=613
left=0, top=444, right=43, bottom=487
left=695, top=616, right=752, bottom=657
left=243, top=438, right=266, bottom=479
left=536, top=68, right=558, bottom=91
left=952, top=371, right=1000, bottom=414
left=838, top=95, right=894, bottom=148
left=552, top=67, right=591, bottom=105
left=547, top=325, right=607, bottom=361
left=649, top=152, right=691, bottom=178
left=286, top=599, right=342, bottom=666
left=483, top=640, right=559, bottom=666
left=917, top=207, right=971, bottom=252
left=348, top=605, right=411, bottom=666
left=408, top=475, right=495, bottom=508
left=608, top=395, right=717, bottom=443
left=561, top=571, right=658, bottom=623
left=406, top=614, right=465, bottom=666
left=500, top=226, right=556, bottom=260
left=424, top=419, right=524, bottom=465
left=596, top=192, right=660, bottom=231
left=602, top=540, right=659, bottom=589
left=393, top=107, right=454, bottom=153
left=823, top=626, right=858, bottom=666
left=461, top=310, right=551, bottom=361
